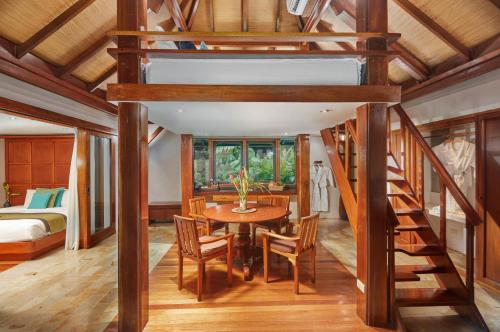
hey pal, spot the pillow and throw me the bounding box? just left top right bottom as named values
left=61, top=190, right=69, bottom=208
left=53, top=187, right=66, bottom=207
left=23, top=189, right=36, bottom=208
left=36, top=188, right=63, bottom=208
left=28, top=192, right=52, bottom=209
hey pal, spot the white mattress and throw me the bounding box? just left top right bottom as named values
left=0, top=206, right=68, bottom=243
left=145, top=58, right=362, bottom=85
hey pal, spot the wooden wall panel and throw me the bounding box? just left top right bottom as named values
left=5, top=136, right=73, bottom=206
left=181, top=134, right=194, bottom=217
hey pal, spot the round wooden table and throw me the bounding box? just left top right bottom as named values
left=203, top=203, right=288, bottom=281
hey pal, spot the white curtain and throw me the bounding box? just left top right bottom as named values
left=65, top=129, right=79, bottom=250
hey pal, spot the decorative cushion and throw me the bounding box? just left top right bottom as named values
left=270, top=236, right=297, bottom=254
left=23, top=189, right=36, bottom=208
left=28, top=192, right=52, bottom=209
left=199, top=236, right=227, bottom=256
left=36, top=188, right=63, bottom=208
left=53, top=187, right=66, bottom=207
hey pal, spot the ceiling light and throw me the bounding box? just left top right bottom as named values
left=283, top=132, right=289, bottom=136
left=178, top=109, right=184, bottom=113
left=320, top=109, right=332, bottom=113
left=9, top=116, right=17, bottom=120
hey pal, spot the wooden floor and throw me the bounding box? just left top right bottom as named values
left=118, top=240, right=392, bottom=332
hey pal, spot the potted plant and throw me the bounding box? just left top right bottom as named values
left=229, top=168, right=269, bottom=211
left=3, top=182, right=20, bottom=208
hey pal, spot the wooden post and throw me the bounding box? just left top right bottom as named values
left=356, top=0, right=389, bottom=327
left=181, top=134, right=194, bottom=217
left=296, top=134, right=310, bottom=219
left=439, top=181, right=447, bottom=249
left=117, top=0, right=148, bottom=330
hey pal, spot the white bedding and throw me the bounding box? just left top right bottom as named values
left=0, top=206, right=68, bottom=243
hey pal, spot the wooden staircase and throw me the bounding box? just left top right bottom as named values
left=320, top=104, right=489, bottom=331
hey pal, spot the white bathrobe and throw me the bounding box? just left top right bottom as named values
left=311, top=165, right=334, bottom=212
left=432, top=138, right=475, bottom=213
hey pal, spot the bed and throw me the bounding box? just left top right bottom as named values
left=0, top=201, right=68, bottom=261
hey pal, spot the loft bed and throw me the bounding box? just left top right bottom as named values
left=0, top=190, right=69, bottom=261
left=106, top=31, right=402, bottom=103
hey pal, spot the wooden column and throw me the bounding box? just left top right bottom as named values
left=296, top=134, right=310, bottom=219
left=77, top=128, right=91, bottom=249
left=117, top=0, right=148, bottom=330
left=181, top=134, right=194, bottom=217
left=356, top=0, right=389, bottom=327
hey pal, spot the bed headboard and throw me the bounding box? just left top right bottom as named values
left=4, top=136, right=74, bottom=206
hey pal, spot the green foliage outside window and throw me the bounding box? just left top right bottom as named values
left=193, top=139, right=209, bottom=189
left=280, top=140, right=296, bottom=184
left=248, top=142, right=274, bottom=182
left=215, top=142, right=242, bottom=182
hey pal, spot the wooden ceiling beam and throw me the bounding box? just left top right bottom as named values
left=165, top=0, right=189, bottom=31
left=148, top=0, right=164, bottom=13
left=148, top=126, right=164, bottom=144
left=330, top=1, right=430, bottom=80
left=57, top=33, right=112, bottom=78
left=317, top=21, right=355, bottom=51
left=107, top=84, right=401, bottom=103
left=241, top=0, right=249, bottom=32
left=158, top=0, right=190, bottom=31
left=303, top=0, right=332, bottom=32
left=187, top=0, right=201, bottom=30
left=0, top=36, right=116, bottom=114
left=209, top=0, right=215, bottom=32
left=488, top=0, right=500, bottom=9
left=275, top=0, right=282, bottom=32
left=392, top=0, right=470, bottom=59
left=88, top=64, right=117, bottom=92
left=16, top=0, right=97, bottom=58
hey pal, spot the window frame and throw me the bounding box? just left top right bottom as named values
left=246, top=140, right=277, bottom=183
left=212, top=140, right=244, bottom=183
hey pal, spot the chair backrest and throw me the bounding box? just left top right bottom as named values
left=189, top=196, right=206, bottom=216
left=257, top=195, right=290, bottom=210
left=297, top=214, right=320, bottom=253
left=174, top=215, right=201, bottom=258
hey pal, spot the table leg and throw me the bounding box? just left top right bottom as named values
left=235, top=223, right=253, bottom=281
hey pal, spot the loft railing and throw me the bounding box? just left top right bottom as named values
left=390, top=104, right=483, bottom=297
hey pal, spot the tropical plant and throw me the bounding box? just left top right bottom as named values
left=230, top=168, right=269, bottom=209
left=280, top=144, right=296, bottom=184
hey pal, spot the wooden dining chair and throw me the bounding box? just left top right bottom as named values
left=174, top=215, right=234, bottom=302
left=189, top=197, right=229, bottom=236
left=262, top=213, right=320, bottom=294
left=251, top=195, right=290, bottom=246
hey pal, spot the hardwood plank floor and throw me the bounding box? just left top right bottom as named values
left=125, top=235, right=392, bottom=332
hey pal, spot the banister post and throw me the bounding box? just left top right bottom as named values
left=466, top=219, right=475, bottom=301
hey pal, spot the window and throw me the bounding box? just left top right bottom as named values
left=193, top=139, right=209, bottom=189
left=214, top=142, right=242, bottom=182
left=280, top=139, right=296, bottom=184
left=247, top=142, right=275, bottom=182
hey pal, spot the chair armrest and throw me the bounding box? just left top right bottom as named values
left=199, top=233, right=235, bottom=244
left=262, top=231, right=299, bottom=242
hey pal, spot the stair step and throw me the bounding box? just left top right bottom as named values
left=388, top=192, right=412, bottom=197
left=395, top=243, right=445, bottom=256
left=395, top=264, right=445, bottom=275
left=387, top=173, right=405, bottom=181
left=395, top=224, right=430, bottom=232
left=395, top=271, right=421, bottom=282
left=395, top=288, right=468, bottom=307
left=387, top=165, right=404, bottom=176
left=394, top=208, right=423, bottom=216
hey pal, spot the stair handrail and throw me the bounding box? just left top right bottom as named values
left=391, top=104, right=482, bottom=227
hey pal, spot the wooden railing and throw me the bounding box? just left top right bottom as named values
left=390, top=104, right=483, bottom=296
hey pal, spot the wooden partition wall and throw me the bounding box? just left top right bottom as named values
left=4, top=136, right=73, bottom=206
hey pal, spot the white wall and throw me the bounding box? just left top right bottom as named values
left=310, top=135, right=340, bottom=219
left=0, top=139, right=5, bottom=203
left=148, top=130, right=181, bottom=202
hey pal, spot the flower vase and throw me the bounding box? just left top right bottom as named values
left=239, top=197, right=247, bottom=211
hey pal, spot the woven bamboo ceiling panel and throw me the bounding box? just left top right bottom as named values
left=32, top=0, right=116, bottom=66
left=410, top=0, right=500, bottom=48
left=72, top=41, right=116, bottom=82
left=0, top=0, right=77, bottom=44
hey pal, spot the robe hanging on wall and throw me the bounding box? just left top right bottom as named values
left=432, top=137, right=475, bottom=213
left=311, top=163, right=334, bottom=212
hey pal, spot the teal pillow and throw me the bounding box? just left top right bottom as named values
left=53, top=188, right=66, bottom=207
left=28, top=192, right=52, bottom=209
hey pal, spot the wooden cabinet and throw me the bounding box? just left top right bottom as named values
left=149, top=201, right=181, bottom=222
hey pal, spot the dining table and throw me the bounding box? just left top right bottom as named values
left=203, top=203, right=289, bottom=281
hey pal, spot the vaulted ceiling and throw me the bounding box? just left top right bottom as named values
left=0, top=0, right=499, bottom=111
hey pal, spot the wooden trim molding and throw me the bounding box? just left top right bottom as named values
left=296, top=134, right=310, bottom=219
left=181, top=134, right=194, bottom=217
left=0, top=96, right=116, bottom=135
